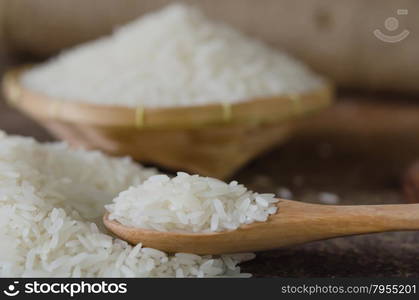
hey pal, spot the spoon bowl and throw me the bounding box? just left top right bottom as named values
left=104, top=199, right=419, bottom=254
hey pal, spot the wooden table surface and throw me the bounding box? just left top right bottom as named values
left=1, top=50, right=419, bottom=277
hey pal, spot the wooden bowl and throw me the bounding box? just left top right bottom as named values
left=2, top=66, right=333, bottom=178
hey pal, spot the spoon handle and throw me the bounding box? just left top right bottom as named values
left=286, top=202, right=419, bottom=234
left=263, top=200, right=419, bottom=250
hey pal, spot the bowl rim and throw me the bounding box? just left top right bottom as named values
left=3, top=65, right=334, bottom=129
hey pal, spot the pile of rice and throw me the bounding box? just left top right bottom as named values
left=106, top=172, right=278, bottom=233
left=22, top=3, right=323, bottom=108
left=0, top=132, right=253, bottom=277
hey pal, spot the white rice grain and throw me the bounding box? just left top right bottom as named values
left=0, top=132, right=252, bottom=277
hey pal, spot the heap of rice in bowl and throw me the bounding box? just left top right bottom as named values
left=22, top=3, right=323, bottom=108
left=0, top=132, right=253, bottom=277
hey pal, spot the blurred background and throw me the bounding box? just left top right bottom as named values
left=1, top=0, right=419, bottom=276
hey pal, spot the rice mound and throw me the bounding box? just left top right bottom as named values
left=0, top=132, right=253, bottom=277
left=106, top=172, right=278, bottom=233
left=22, top=3, right=323, bottom=108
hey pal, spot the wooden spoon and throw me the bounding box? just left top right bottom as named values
left=103, top=199, right=419, bottom=254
